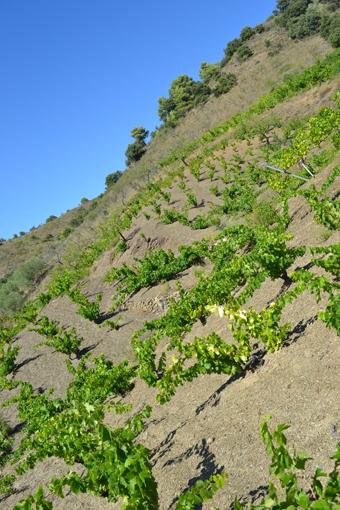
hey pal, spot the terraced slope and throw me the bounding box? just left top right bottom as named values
left=0, top=48, right=339, bottom=510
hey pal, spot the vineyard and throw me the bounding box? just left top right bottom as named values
left=0, top=36, right=340, bottom=510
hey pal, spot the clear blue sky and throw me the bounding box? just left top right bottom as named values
left=0, top=0, right=276, bottom=239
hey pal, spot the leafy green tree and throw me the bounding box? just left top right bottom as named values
left=125, top=127, right=149, bottom=165
left=158, top=75, right=210, bottom=126
left=255, top=23, right=266, bottom=33
left=105, top=170, right=123, bottom=190
left=222, top=38, right=242, bottom=64
left=240, top=26, right=255, bottom=41
left=199, top=62, right=220, bottom=82
left=130, top=126, right=148, bottom=142
left=324, top=14, right=340, bottom=47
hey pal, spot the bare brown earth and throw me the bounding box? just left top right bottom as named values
left=1, top=69, right=340, bottom=509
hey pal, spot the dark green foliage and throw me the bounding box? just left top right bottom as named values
left=321, top=14, right=340, bottom=47
left=213, top=73, right=237, bottom=97
left=125, top=127, right=149, bottom=166
left=222, top=24, right=257, bottom=65
left=274, top=0, right=339, bottom=42
left=288, top=5, right=322, bottom=38
left=236, top=45, right=254, bottom=62
left=69, top=207, right=88, bottom=228
left=222, top=37, right=242, bottom=64
left=276, top=0, right=290, bottom=12
left=46, top=215, right=57, bottom=223
left=105, top=170, right=123, bottom=190
left=286, top=0, right=311, bottom=18
left=240, top=26, right=255, bottom=41
left=255, top=23, right=266, bottom=33
left=158, top=75, right=210, bottom=126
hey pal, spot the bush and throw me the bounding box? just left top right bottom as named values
left=288, top=6, right=322, bottom=38
left=282, top=0, right=311, bottom=20
left=105, top=171, right=123, bottom=190
left=320, top=14, right=340, bottom=46
left=70, top=208, right=87, bottom=228
left=240, top=26, right=255, bottom=41
left=222, top=37, right=242, bottom=64
left=255, top=23, right=266, bottom=33
left=158, top=75, right=210, bottom=126
left=236, top=45, right=254, bottom=62
left=46, top=215, right=57, bottom=223
left=199, top=62, right=220, bottom=82
left=213, top=73, right=237, bottom=97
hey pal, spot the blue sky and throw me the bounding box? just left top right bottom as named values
left=0, top=0, right=276, bottom=239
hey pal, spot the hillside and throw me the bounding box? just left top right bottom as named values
left=0, top=22, right=332, bottom=281
left=0, top=3, right=340, bottom=510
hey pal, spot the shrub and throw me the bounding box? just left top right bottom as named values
left=288, top=6, right=322, bottom=38
left=105, top=171, right=123, bottom=190
left=222, top=37, right=242, bottom=64
left=199, top=62, right=220, bottom=82
left=236, top=45, right=254, bottom=62
left=46, top=215, right=57, bottom=223
left=321, top=14, right=340, bottom=46
left=255, top=23, right=266, bottom=33
left=240, top=26, right=255, bottom=41
left=58, top=227, right=72, bottom=240
left=213, top=73, right=237, bottom=97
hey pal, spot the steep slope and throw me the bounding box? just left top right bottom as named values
left=0, top=9, right=340, bottom=510
left=0, top=24, right=332, bottom=284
